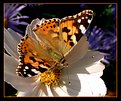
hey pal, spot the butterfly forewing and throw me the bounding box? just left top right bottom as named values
left=33, top=18, right=68, bottom=55
left=60, top=10, right=94, bottom=63
left=60, top=10, right=93, bottom=51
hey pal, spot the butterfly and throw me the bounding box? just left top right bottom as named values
left=16, top=10, right=94, bottom=77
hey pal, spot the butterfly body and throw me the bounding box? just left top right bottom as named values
left=16, top=10, right=94, bottom=77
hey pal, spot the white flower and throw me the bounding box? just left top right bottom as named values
left=4, top=21, right=107, bottom=97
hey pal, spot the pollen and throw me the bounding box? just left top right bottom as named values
left=39, top=68, right=62, bottom=86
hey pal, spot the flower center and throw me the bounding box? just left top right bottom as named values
left=39, top=68, right=63, bottom=86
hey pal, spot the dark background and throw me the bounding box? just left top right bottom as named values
left=4, top=3, right=117, bottom=97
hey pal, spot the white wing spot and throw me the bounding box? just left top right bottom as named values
left=73, top=14, right=77, bottom=18
left=40, top=64, right=48, bottom=69
left=68, top=16, right=72, bottom=19
left=88, top=19, right=91, bottom=24
left=16, top=69, right=18, bottom=71
left=85, top=16, right=88, bottom=19
left=62, top=17, right=67, bottom=20
left=19, top=72, right=22, bottom=75
left=19, top=59, right=21, bottom=62
left=31, top=69, right=40, bottom=74
left=19, top=63, right=23, bottom=65
left=27, top=74, right=32, bottom=77
left=86, top=12, right=89, bottom=14
left=23, top=69, right=26, bottom=71
left=31, top=69, right=36, bottom=72
left=79, top=25, right=86, bottom=34
left=77, top=19, right=81, bottom=23
left=71, top=35, right=77, bottom=44
left=81, top=17, right=84, bottom=19
left=17, top=66, right=21, bottom=68
left=25, top=66, right=29, bottom=69
left=82, top=10, right=86, bottom=13
left=78, top=12, right=81, bottom=16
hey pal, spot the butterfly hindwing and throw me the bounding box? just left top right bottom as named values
left=16, top=34, right=57, bottom=77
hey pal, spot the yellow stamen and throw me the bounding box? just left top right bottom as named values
left=40, top=68, right=62, bottom=86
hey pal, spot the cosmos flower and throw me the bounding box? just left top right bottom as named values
left=87, top=26, right=116, bottom=64
left=4, top=4, right=29, bottom=33
left=4, top=19, right=107, bottom=97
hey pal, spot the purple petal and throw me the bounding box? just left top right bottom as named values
left=7, top=24, right=23, bottom=33
left=11, top=16, right=29, bottom=21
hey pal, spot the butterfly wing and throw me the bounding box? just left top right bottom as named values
left=16, top=25, right=63, bottom=77
left=32, top=18, right=70, bottom=56
left=60, top=10, right=93, bottom=51
left=32, top=10, right=93, bottom=57
left=59, top=10, right=94, bottom=64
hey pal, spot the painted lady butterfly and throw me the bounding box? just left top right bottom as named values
left=16, top=10, right=94, bottom=77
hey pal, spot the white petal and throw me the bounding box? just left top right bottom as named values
left=17, top=83, right=41, bottom=97
left=89, top=71, right=103, bottom=77
left=4, top=53, right=19, bottom=76
left=17, top=83, right=50, bottom=97
left=51, top=86, right=70, bottom=96
left=4, top=53, right=39, bottom=92
left=46, top=85, right=54, bottom=96
left=84, top=74, right=107, bottom=96
left=7, top=28, right=23, bottom=43
left=55, top=74, right=107, bottom=96
left=26, top=24, right=37, bottom=40
left=52, top=74, right=83, bottom=96
left=54, top=75, right=83, bottom=97
left=4, top=28, right=22, bottom=59
left=30, top=18, right=41, bottom=29
left=86, top=58, right=105, bottom=74
left=30, top=18, right=46, bottom=29
left=54, top=50, right=106, bottom=96
left=65, top=35, right=88, bottom=65
left=66, top=50, right=104, bottom=74
left=17, top=92, right=26, bottom=97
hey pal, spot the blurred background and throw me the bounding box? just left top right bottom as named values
left=4, top=3, right=117, bottom=96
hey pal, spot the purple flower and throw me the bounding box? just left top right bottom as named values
left=4, top=4, right=29, bottom=33
left=87, top=26, right=116, bottom=64
left=112, top=4, right=116, bottom=15
left=112, top=4, right=116, bottom=21
left=80, top=4, right=86, bottom=8
left=26, top=4, right=44, bottom=7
